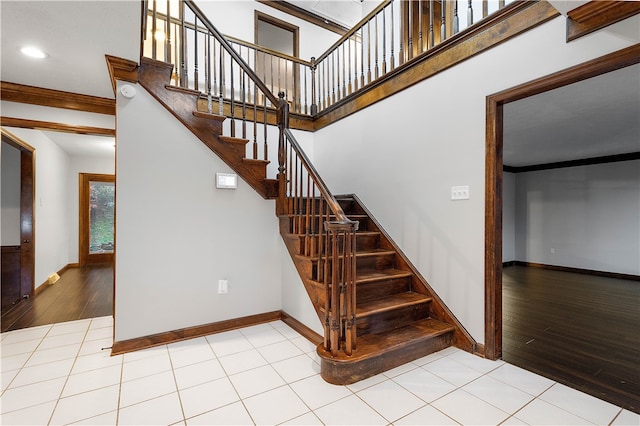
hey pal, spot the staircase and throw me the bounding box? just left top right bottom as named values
left=136, top=41, right=474, bottom=387
left=137, top=57, right=279, bottom=200
left=280, top=195, right=469, bottom=384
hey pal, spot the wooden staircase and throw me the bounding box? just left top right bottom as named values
left=136, top=56, right=475, bottom=386
left=280, top=195, right=474, bottom=385
left=137, top=57, right=278, bottom=200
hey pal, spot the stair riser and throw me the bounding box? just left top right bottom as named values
left=355, top=254, right=395, bottom=272
left=357, top=277, right=412, bottom=303
left=320, top=331, right=454, bottom=385
left=357, top=303, right=431, bottom=336
left=287, top=198, right=358, bottom=215
left=316, top=254, right=395, bottom=280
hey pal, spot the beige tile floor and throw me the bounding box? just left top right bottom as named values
left=1, top=317, right=638, bottom=425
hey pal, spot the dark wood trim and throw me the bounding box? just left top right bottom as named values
left=111, top=310, right=282, bottom=355
left=509, top=261, right=640, bottom=282
left=1, top=129, right=35, bottom=300
left=349, top=194, right=477, bottom=353
left=567, top=1, right=640, bottom=42
left=504, top=152, right=640, bottom=173
left=79, top=174, right=116, bottom=266
left=255, top=0, right=349, bottom=36
left=313, top=1, right=559, bottom=131
left=254, top=10, right=300, bottom=58
left=195, top=97, right=314, bottom=132
left=485, top=93, right=503, bottom=361
left=0, top=81, right=115, bottom=115
left=1, top=117, right=115, bottom=137
left=488, top=44, right=640, bottom=105
left=105, top=55, right=139, bottom=96
left=485, top=44, right=640, bottom=361
left=280, top=311, right=323, bottom=345
left=502, top=260, right=518, bottom=267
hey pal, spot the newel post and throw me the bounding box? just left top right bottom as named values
left=324, top=220, right=359, bottom=356
left=276, top=92, right=289, bottom=215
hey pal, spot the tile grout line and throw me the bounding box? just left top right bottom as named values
left=46, top=320, right=91, bottom=425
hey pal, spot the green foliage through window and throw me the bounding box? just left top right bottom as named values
left=89, top=182, right=115, bottom=254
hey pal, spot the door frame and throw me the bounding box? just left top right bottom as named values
left=1, top=128, right=35, bottom=298
left=79, top=173, right=116, bottom=266
left=484, top=45, right=640, bottom=360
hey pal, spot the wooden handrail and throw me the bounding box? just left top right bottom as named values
left=282, top=130, right=350, bottom=223
left=316, top=0, right=393, bottom=64
left=225, top=35, right=313, bottom=68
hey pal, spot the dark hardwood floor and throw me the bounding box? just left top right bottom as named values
left=1, top=264, right=113, bottom=332
left=502, top=265, right=640, bottom=413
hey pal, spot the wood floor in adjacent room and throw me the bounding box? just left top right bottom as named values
left=502, top=265, right=640, bottom=413
left=1, top=264, right=113, bottom=332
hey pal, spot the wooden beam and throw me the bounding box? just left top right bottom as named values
left=0, top=81, right=115, bottom=115
left=255, top=0, right=349, bottom=36
left=1, top=117, right=115, bottom=137
left=567, top=1, right=640, bottom=42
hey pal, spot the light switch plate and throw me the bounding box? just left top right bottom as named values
left=451, top=185, right=470, bottom=200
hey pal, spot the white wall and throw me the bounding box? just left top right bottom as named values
left=311, top=15, right=640, bottom=342
left=1, top=142, right=21, bottom=245
left=66, top=156, right=115, bottom=263
left=115, top=82, right=284, bottom=341
left=502, top=172, right=516, bottom=263
left=514, top=161, right=640, bottom=275
left=3, top=128, right=71, bottom=288
left=194, top=0, right=340, bottom=61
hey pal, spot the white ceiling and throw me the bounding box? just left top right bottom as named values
left=1, top=1, right=638, bottom=165
left=504, top=63, right=640, bottom=167
left=0, top=1, right=140, bottom=99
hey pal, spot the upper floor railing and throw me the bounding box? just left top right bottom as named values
left=144, top=0, right=515, bottom=117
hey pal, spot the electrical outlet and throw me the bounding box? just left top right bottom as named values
left=218, top=279, right=228, bottom=294
left=451, top=185, right=470, bottom=200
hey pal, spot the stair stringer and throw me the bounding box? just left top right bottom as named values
left=278, top=195, right=478, bottom=385
left=137, top=57, right=277, bottom=199
left=278, top=215, right=327, bottom=325
left=348, top=194, right=477, bottom=353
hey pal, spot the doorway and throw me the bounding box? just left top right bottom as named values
left=484, top=46, right=640, bottom=410
left=484, top=44, right=639, bottom=361
left=255, top=11, right=300, bottom=102
left=1, top=130, right=35, bottom=310
left=79, top=173, right=115, bottom=265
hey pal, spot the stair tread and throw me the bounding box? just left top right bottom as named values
left=319, top=318, right=454, bottom=362
left=165, top=84, right=201, bottom=97
left=357, top=292, right=431, bottom=317
left=357, top=269, right=413, bottom=283
left=242, top=158, right=270, bottom=165
left=192, top=110, right=226, bottom=122
left=219, top=135, right=250, bottom=144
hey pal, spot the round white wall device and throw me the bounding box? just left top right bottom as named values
left=120, top=84, right=136, bottom=99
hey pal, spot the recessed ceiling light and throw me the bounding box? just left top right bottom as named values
left=20, top=46, right=48, bottom=59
